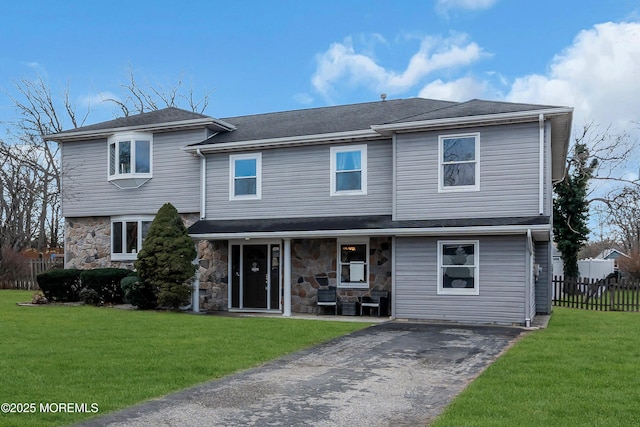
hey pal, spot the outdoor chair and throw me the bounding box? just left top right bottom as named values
left=316, top=287, right=338, bottom=315
left=359, top=290, right=389, bottom=317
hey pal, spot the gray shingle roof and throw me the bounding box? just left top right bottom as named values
left=50, top=107, right=214, bottom=137
left=191, top=98, right=456, bottom=145
left=387, top=99, right=564, bottom=123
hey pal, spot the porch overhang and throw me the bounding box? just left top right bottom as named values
left=188, top=215, right=552, bottom=242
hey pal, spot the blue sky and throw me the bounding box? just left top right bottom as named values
left=1, top=0, right=638, bottom=124
left=1, top=0, right=639, bottom=239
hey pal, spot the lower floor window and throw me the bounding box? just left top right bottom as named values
left=438, top=240, right=479, bottom=295
left=338, top=238, right=369, bottom=289
left=111, top=217, right=153, bottom=260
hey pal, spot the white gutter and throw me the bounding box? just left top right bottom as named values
left=539, top=114, right=545, bottom=215
left=182, top=129, right=381, bottom=154
left=371, top=107, right=574, bottom=135
left=189, top=223, right=551, bottom=241
left=196, top=149, right=206, bottom=219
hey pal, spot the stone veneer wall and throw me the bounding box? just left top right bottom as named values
left=64, top=213, right=200, bottom=270
left=197, top=240, right=228, bottom=311
left=195, top=237, right=393, bottom=314
left=291, top=237, right=392, bottom=314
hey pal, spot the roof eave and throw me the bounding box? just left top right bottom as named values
left=189, top=223, right=551, bottom=241
left=371, top=107, right=574, bottom=135
left=183, top=129, right=383, bottom=153
left=45, top=117, right=235, bottom=142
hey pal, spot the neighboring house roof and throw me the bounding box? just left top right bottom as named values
left=188, top=215, right=551, bottom=240
left=46, top=107, right=235, bottom=142
left=595, top=248, right=629, bottom=260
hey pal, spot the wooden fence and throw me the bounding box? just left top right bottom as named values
left=0, top=259, right=62, bottom=290
left=552, top=276, right=640, bottom=312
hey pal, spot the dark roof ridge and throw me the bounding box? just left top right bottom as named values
left=383, top=99, right=462, bottom=124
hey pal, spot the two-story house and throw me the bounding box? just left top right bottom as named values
left=48, top=97, right=572, bottom=326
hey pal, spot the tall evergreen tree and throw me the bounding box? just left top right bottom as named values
left=135, top=203, right=196, bottom=309
left=553, top=143, right=597, bottom=278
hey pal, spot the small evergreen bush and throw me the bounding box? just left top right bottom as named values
left=135, top=203, right=196, bottom=310
left=37, top=269, right=82, bottom=302
left=78, top=288, right=102, bottom=306
left=79, top=268, right=130, bottom=304
left=121, top=275, right=157, bottom=309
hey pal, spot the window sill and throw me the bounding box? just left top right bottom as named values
left=111, top=254, right=137, bottom=262
left=108, top=175, right=152, bottom=190
left=337, top=282, right=369, bottom=289
left=437, top=289, right=479, bottom=296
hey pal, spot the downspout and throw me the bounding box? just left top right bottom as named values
left=525, top=229, right=532, bottom=327
left=196, top=149, right=206, bottom=220
left=193, top=149, right=206, bottom=312
left=392, top=133, right=397, bottom=220
left=538, top=114, right=545, bottom=215
left=192, top=252, right=200, bottom=313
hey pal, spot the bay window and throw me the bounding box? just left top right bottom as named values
left=108, top=132, right=153, bottom=189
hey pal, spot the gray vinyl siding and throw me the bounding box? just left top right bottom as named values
left=394, top=235, right=527, bottom=324
left=395, top=122, right=541, bottom=220
left=61, top=129, right=203, bottom=217
left=535, top=240, right=552, bottom=314
left=205, top=141, right=392, bottom=220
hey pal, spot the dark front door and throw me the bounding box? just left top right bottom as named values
left=242, top=244, right=268, bottom=309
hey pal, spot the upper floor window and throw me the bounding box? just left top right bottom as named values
left=439, top=133, right=479, bottom=192
left=111, top=216, right=153, bottom=261
left=330, top=145, right=367, bottom=196
left=230, top=153, right=262, bottom=200
left=108, top=132, right=153, bottom=189
left=437, top=240, right=479, bottom=295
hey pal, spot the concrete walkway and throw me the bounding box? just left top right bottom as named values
left=76, top=322, right=524, bottom=427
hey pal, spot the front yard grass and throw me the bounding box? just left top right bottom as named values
left=431, top=307, right=640, bottom=427
left=0, top=290, right=370, bottom=427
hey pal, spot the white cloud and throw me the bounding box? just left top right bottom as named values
left=418, top=76, right=488, bottom=101
left=312, top=34, right=486, bottom=101
left=436, top=0, right=498, bottom=15
left=292, top=92, right=314, bottom=105
left=507, top=21, right=640, bottom=130
left=78, top=91, right=119, bottom=108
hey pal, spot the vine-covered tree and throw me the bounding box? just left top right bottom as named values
left=553, top=143, right=597, bottom=278
left=134, top=203, right=196, bottom=309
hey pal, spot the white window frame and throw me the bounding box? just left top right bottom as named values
left=337, top=237, right=369, bottom=289
left=107, top=132, right=153, bottom=189
left=330, top=145, right=367, bottom=196
left=437, top=240, right=479, bottom=295
left=438, top=133, right=480, bottom=192
left=110, top=216, right=154, bottom=261
left=229, top=153, right=262, bottom=201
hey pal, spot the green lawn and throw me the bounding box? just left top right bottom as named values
left=431, top=307, right=640, bottom=427
left=0, top=290, right=370, bottom=427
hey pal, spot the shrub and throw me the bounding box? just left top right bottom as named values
left=135, top=203, right=196, bottom=310
left=121, top=275, right=157, bottom=309
left=79, top=268, right=131, bottom=304
left=37, top=269, right=82, bottom=302
left=79, top=288, right=101, bottom=306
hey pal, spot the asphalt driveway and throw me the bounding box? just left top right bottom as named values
left=76, top=322, right=523, bottom=427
